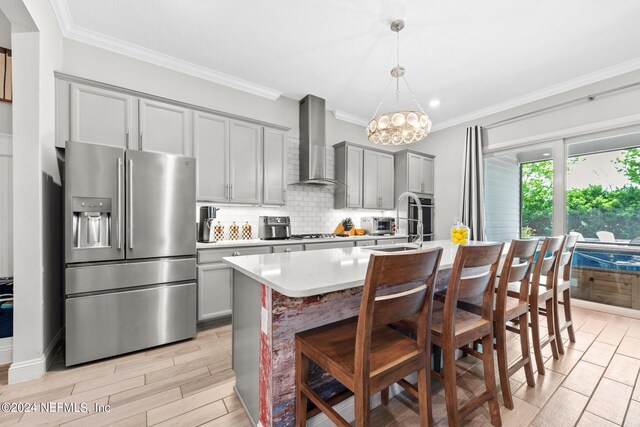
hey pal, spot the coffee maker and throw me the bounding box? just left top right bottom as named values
left=198, top=206, right=219, bottom=242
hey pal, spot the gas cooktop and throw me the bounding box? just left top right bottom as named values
left=289, top=233, right=349, bottom=240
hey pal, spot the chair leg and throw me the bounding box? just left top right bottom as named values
left=295, top=343, right=309, bottom=427
left=442, top=346, right=460, bottom=427
left=553, top=292, right=565, bottom=355
left=418, top=366, right=434, bottom=427
left=518, top=312, right=535, bottom=387
left=482, top=334, right=502, bottom=427
left=563, top=288, right=576, bottom=343
left=354, top=382, right=370, bottom=427
left=545, top=299, right=559, bottom=360
left=530, top=303, right=546, bottom=375
left=494, top=318, right=512, bottom=410
left=381, top=388, right=389, bottom=406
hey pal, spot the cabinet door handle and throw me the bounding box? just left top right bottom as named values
left=139, top=132, right=143, bottom=150
left=284, top=248, right=292, bottom=253
left=125, top=131, right=129, bottom=148
left=230, top=184, right=234, bottom=200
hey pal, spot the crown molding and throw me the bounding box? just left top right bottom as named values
left=432, top=57, right=640, bottom=132
left=331, top=109, right=369, bottom=127
left=49, top=0, right=282, bottom=101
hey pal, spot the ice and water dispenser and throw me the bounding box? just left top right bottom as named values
left=71, top=197, right=112, bottom=249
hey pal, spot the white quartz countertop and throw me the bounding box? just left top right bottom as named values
left=222, top=239, right=506, bottom=298
left=196, top=234, right=406, bottom=250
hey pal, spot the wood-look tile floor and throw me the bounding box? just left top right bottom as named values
left=0, top=323, right=250, bottom=426
left=0, top=306, right=638, bottom=426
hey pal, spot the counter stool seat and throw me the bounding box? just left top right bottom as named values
left=296, top=317, right=424, bottom=392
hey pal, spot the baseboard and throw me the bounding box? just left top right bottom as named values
left=0, top=337, right=13, bottom=365
left=571, top=298, right=640, bottom=320
left=8, top=328, right=63, bottom=384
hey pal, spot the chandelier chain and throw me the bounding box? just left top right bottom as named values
left=396, top=29, right=400, bottom=111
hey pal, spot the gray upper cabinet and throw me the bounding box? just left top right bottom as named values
left=70, top=83, right=135, bottom=149
left=263, top=127, right=287, bottom=206
left=229, top=121, right=262, bottom=204
left=407, top=153, right=423, bottom=193
left=363, top=150, right=395, bottom=209
left=139, top=99, right=192, bottom=156
left=334, top=142, right=363, bottom=209
left=194, top=111, right=229, bottom=202
left=363, top=150, right=379, bottom=209
left=395, top=150, right=435, bottom=198
left=378, top=153, right=395, bottom=209
left=421, top=156, right=434, bottom=194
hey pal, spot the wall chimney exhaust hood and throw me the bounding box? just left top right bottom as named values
left=293, top=95, right=345, bottom=187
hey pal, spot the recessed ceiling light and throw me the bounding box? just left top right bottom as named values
left=429, top=99, right=440, bottom=107
left=543, top=152, right=551, bottom=156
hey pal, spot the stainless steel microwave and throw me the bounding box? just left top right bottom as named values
left=361, top=217, right=396, bottom=236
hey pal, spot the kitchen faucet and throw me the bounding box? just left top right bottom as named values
left=397, top=192, right=423, bottom=247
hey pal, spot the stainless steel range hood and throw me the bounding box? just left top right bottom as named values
left=295, top=95, right=345, bottom=187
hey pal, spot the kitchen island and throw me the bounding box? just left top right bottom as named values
left=223, top=240, right=503, bottom=427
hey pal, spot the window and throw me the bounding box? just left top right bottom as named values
left=566, top=146, right=640, bottom=241
left=520, top=159, right=553, bottom=238
left=485, top=133, right=640, bottom=313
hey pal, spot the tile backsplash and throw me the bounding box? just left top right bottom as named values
left=197, top=138, right=395, bottom=239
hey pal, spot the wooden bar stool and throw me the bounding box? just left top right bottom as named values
left=392, top=243, right=505, bottom=426
left=295, top=247, right=443, bottom=427
left=508, top=235, right=565, bottom=375
left=492, top=239, right=538, bottom=409
left=552, top=234, right=579, bottom=354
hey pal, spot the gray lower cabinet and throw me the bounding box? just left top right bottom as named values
left=197, top=246, right=271, bottom=321
left=376, top=237, right=409, bottom=245
left=305, top=241, right=355, bottom=251
left=273, top=244, right=304, bottom=253
left=197, top=264, right=232, bottom=322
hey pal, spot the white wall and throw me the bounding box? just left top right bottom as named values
left=410, top=68, right=640, bottom=239
left=1, top=0, right=64, bottom=383
left=0, top=9, right=11, bottom=135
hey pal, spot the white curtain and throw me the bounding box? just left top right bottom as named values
left=461, top=125, right=486, bottom=241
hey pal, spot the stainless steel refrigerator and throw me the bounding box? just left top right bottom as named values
left=64, top=141, right=196, bottom=366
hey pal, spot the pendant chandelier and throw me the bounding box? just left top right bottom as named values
left=368, top=19, right=432, bottom=145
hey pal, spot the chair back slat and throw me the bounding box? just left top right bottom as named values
left=457, top=271, right=493, bottom=300
left=496, top=239, right=538, bottom=309
left=354, top=247, right=443, bottom=376
left=373, top=284, right=428, bottom=327
left=442, top=243, right=504, bottom=339
left=531, top=236, right=565, bottom=292
left=561, top=234, right=579, bottom=281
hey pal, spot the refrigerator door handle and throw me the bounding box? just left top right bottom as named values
left=117, top=158, right=123, bottom=250
left=128, top=159, right=134, bottom=250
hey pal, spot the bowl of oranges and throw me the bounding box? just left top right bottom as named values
left=451, top=222, right=470, bottom=245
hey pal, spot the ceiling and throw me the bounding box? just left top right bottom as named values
left=51, top=0, right=640, bottom=130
